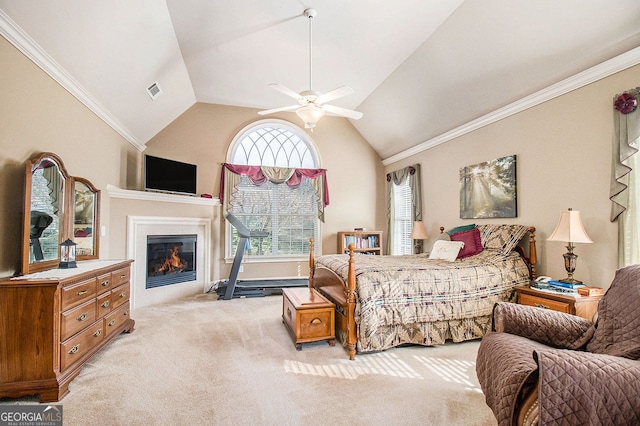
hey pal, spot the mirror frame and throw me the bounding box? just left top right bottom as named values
left=70, top=176, right=101, bottom=261
left=20, top=152, right=101, bottom=275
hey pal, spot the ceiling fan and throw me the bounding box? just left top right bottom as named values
left=258, top=8, right=363, bottom=130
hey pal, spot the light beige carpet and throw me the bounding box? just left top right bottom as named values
left=1, top=293, right=497, bottom=425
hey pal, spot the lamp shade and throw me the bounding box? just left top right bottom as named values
left=296, top=104, right=325, bottom=129
left=547, top=208, right=593, bottom=243
left=409, top=221, right=429, bottom=240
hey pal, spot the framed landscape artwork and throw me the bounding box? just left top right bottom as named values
left=459, top=155, right=517, bottom=219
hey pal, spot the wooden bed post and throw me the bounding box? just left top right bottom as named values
left=308, top=238, right=315, bottom=290
left=346, top=244, right=357, bottom=360
left=528, top=227, right=537, bottom=279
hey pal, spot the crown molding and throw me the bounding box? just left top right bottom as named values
left=383, top=45, right=640, bottom=166
left=0, top=9, right=146, bottom=152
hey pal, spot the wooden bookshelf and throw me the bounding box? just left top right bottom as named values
left=337, top=231, right=383, bottom=255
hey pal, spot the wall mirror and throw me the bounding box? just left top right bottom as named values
left=71, top=177, right=100, bottom=260
left=20, top=152, right=101, bottom=275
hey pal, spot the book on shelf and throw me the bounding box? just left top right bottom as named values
left=342, top=234, right=379, bottom=250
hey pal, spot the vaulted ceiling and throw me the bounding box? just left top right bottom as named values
left=2, top=1, right=640, bottom=160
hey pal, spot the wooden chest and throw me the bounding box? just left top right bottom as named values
left=282, top=287, right=336, bottom=350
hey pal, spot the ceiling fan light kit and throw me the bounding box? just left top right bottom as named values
left=296, top=103, right=326, bottom=129
left=258, top=8, right=363, bottom=131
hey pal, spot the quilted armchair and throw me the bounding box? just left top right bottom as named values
left=476, top=264, right=640, bottom=426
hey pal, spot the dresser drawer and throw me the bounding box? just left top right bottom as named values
left=97, top=291, right=112, bottom=317
left=96, top=272, right=113, bottom=295
left=110, top=284, right=130, bottom=311
left=111, top=266, right=130, bottom=288
left=60, top=320, right=104, bottom=371
left=518, top=293, right=570, bottom=313
left=104, top=303, right=131, bottom=338
left=60, top=277, right=96, bottom=310
left=60, top=298, right=97, bottom=341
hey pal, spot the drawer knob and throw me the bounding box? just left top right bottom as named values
left=77, top=289, right=88, bottom=296
left=94, top=329, right=102, bottom=337
left=535, top=303, right=550, bottom=309
left=68, top=344, right=80, bottom=354
left=310, top=318, right=322, bottom=325
left=77, top=313, right=87, bottom=321
left=101, top=280, right=110, bottom=287
left=120, top=274, right=126, bottom=279
left=108, top=319, right=116, bottom=327
left=119, top=292, right=127, bottom=298
left=101, top=301, right=110, bottom=308
left=124, top=309, right=129, bottom=316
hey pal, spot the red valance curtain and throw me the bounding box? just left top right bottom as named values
left=219, top=163, right=330, bottom=221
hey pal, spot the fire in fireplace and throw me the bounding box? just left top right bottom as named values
left=146, top=234, right=197, bottom=289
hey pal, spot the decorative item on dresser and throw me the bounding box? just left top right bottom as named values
left=0, top=152, right=135, bottom=402
left=337, top=230, right=382, bottom=255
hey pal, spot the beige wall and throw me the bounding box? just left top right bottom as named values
left=143, top=103, right=385, bottom=282
left=1, top=32, right=383, bottom=285
left=0, top=36, right=140, bottom=277
left=385, top=64, right=640, bottom=289
left=7, top=24, right=632, bottom=291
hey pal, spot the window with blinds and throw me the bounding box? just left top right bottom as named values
left=392, top=178, right=413, bottom=255
left=227, top=120, right=320, bottom=259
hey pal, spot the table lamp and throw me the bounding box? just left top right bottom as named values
left=547, top=208, right=592, bottom=284
left=410, top=221, right=429, bottom=254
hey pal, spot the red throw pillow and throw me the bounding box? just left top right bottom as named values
left=450, top=228, right=483, bottom=259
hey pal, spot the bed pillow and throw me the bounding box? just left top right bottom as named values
left=429, top=240, right=465, bottom=262
left=449, top=228, right=483, bottom=258
left=447, top=224, right=476, bottom=235
left=476, top=224, right=529, bottom=255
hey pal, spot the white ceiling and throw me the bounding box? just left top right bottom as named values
left=1, top=1, right=640, bottom=160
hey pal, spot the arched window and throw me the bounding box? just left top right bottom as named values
left=226, top=120, right=321, bottom=259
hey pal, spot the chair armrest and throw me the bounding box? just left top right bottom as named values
left=493, top=302, right=594, bottom=349
left=535, top=349, right=640, bottom=424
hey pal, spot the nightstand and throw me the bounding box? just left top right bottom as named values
left=513, top=285, right=603, bottom=321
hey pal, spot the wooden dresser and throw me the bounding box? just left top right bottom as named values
left=0, top=259, right=135, bottom=402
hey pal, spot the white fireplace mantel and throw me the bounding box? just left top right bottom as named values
left=126, top=216, right=212, bottom=309
left=107, top=184, right=220, bottom=206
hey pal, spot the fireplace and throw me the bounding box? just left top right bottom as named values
left=146, top=234, right=197, bottom=289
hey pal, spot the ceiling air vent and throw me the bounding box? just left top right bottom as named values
left=146, top=81, right=163, bottom=100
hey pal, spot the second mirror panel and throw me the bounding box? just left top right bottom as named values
left=72, top=177, right=100, bottom=259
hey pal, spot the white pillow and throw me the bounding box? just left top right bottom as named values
left=429, top=240, right=465, bottom=262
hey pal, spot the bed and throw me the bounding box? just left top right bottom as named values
left=308, top=224, right=537, bottom=360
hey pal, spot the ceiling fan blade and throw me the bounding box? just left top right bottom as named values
left=315, top=85, right=355, bottom=105
left=258, top=104, right=300, bottom=115
left=323, top=104, right=363, bottom=120
left=269, top=83, right=302, bottom=101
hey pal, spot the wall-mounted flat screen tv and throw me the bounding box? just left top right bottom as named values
left=144, top=154, right=197, bottom=195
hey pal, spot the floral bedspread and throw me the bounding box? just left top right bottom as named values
left=315, top=250, right=529, bottom=352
